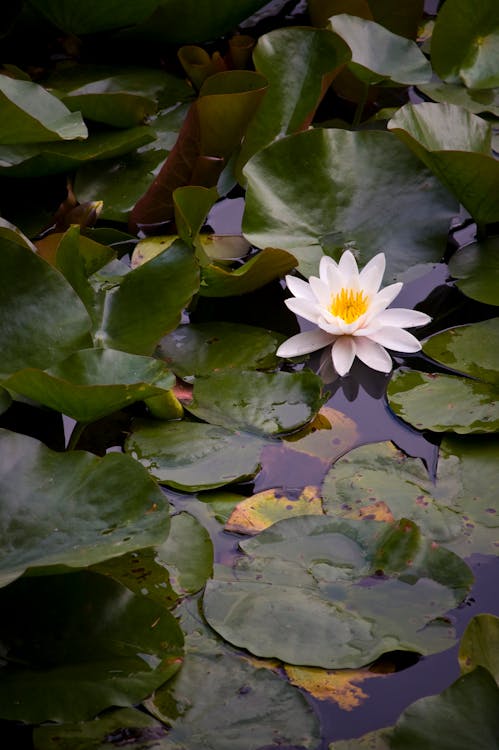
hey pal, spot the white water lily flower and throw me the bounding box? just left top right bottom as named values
left=277, top=250, right=431, bottom=376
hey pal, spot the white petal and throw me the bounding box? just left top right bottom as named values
left=319, top=254, right=338, bottom=284
left=338, top=250, right=359, bottom=281
left=276, top=329, right=335, bottom=358
left=285, top=297, right=321, bottom=324
left=317, top=316, right=345, bottom=335
left=309, top=276, right=331, bottom=307
left=285, top=275, right=315, bottom=301
left=359, top=252, right=385, bottom=296
left=371, top=308, right=431, bottom=329
left=354, top=337, right=393, bottom=372
left=367, top=327, right=423, bottom=353
left=365, top=282, right=403, bottom=320
left=331, top=336, right=356, bottom=376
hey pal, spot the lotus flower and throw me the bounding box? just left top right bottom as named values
left=277, top=251, right=431, bottom=376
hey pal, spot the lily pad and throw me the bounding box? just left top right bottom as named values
left=388, top=319, right=499, bottom=434
left=28, top=0, right=160, bottom=34
left=448, top=238, right=499, bottom=305
left=203, top=516, right=473, bottom=668
left=242, top=127, right=457, bottom=279
left=158, top=321, right=285, bottom=380
left=146, top=597, right=321, bottom=749
left=0, top=237, right=91, bottom=378
left=0, top=125, right=154, bottom=178
left=329, top=14, right=431, bottom=85
left=126, top=419, right=266, bottom=491
left=418, top=79, right=499, bottom=117
left=155, top=512, right=213, bottom=595
left=0, top=428, right=170, bottom=588
left=4, top=348, right=175, bottom=423
left=390, top=667, right=499, bottom=749
left=237, top=26, right=351, bottom=168
left=0, top=75, right=87, bottom=144
left=0, top=571, right=183, bottom=722
left=225, top=486, right=324, bottom=534
left=458, top=613, right=499, bottom=682
left=321, top=442, right=462, bottom=543
left=47, top=64, right=192, bottom=128
left=388, top=102, right=499, bottom=225
left=187, top=369, right=324, bottom=436
left=93, top=239, right=199, bottom=356
left=200, top=247, right=297, bottom=297
left=430, top=0, right=499, bottom=89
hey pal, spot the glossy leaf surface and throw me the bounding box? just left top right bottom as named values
left=243, top=128, right=456, bottom=279
left=4, top=348, right=175, bottom=422
left=126, top=419, right=266, bottom=491
left=388, top=102, right=499, bottom=225
left=0, top=428, right=170, bottom=587
left=448, top=237, right=499, bottom=305
left=188, top=369, right=324, bottom=436
left=431, top=0, right=499, bottom=89
left=0, top=238, right=91, bottom=378
left=157, top=321, right=285, bottom=380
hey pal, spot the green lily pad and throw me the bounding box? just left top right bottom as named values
left=458, top=614, right=499, bottom=682
left=188, top=369, right=324, bottom=436
left=0, top=216, right=37, bottom=250
left=329, top=729, right=391, bottom=750
left=47, top=64, right=192, bottom=128
left=418, top=79, right=499, bottom=117
left=0, top=570, right=183, bottom=723
left=0, top=237, right=91, bottom=378
left=388, top=102, right=499, bottom=225
left=242, top=127, right=457, bottom=279
left=4, top=348, right=175, bottom=422
left=0, top=75, right=87, bottom=144
left=126, top=419, right=266, bottom=491
left=237, top=26, right=351, bottom=168
left=430, top=0, right=499, bottom=89
left=0, top=428, right=170, bottom=587
left=388, top=370, right=499, bottom=433
left=329, top=14, right=431, bottom=85
left=157, top=321, right=285, bottom=380
left=390, top=667, right=499, bottom=749
left=388, top=319, right=499, bottom=433
left=203, top=516, right=473, bottom=668
left=322, top=438, right=499, bottom=557
left=33, top=707, right=169, bottom=750
left=448, top=237, right=499, bottom=305
left=156, top=512, right=213, bottom=595
left=321, top=442, right=462, bottom=543
left=200, top=247, right=297, bottom=297
left=0, top=125, right=154, bottom=177
left=93, top=239, right=199, bottom=356
left=146, top=597, right=321, bottom=749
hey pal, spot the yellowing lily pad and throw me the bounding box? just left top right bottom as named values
left=285, top=664, right=384, bottom=710
left=225, top=485, right=324, bottom=534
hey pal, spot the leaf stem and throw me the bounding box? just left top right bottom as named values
left=67, top=421, right=86, bottom=451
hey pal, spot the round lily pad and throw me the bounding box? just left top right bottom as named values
left=203, top=516, right=473, bottom=668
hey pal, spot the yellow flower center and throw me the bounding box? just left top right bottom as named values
left=329, top=288, right=368, bottom=323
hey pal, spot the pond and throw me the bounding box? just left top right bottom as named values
left=0, top=0, right=498, bottom=748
